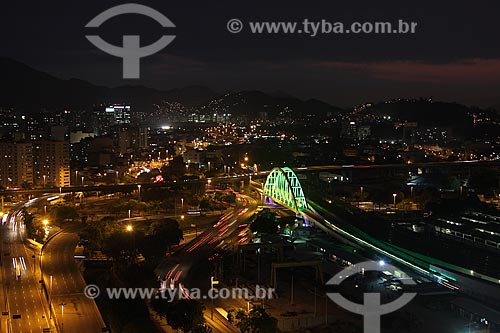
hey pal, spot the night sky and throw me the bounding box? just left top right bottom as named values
left=2, top=0, right=500, bottom=107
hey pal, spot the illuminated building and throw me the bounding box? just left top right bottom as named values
left=0, top=142, right=33, bottom=188
left=33, top=141, right=70, bottom=187
left=105, top=105, right=131, bottom=125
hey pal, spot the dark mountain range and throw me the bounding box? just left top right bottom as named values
left=361, top=99, right=480, bottom=127
left=0, top=57, right=346, bottom=118
left=0, top=57, right=218, bottom=111
left=204, top=90, right=345, bottom=120
left=1, top=57, right=492, bottom=127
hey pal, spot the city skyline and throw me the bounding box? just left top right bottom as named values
left=1, top=2, right=500, bottom=333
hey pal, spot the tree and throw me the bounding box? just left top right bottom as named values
left=365, top=188, right=389, bottom=210
left=441, top=176, right=460, bottom=191
left=49, top=204, right=79, bottom=222
left=162, top=299, right=206, bottom=333
left=228, top=307, right=278, bottom=333
left=137, top=172, right=153, bottom=183
left=250, top=209, right=279, bottom=235
left=24, top=213, right=45, bottom=242
left=418, top=188, right=440, bottom=210
left=469, top=169, right=499, bottom=194
left=103, top=232, right=130, bottom=259
left=79, top=216, right=123, bottom=250
left=215, top=191, right=236, bottom=204
left=148, top=219, right=183, bottom=254
left=396, top=199, right=413, bottom=211
left=199, top=197, right=212, bottom=211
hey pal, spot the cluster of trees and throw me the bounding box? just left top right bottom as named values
left=469, top=170, right=500, bottom=195
left=49, top=204, right=79, bottom=222
left=227, top=307, right=278, bottom=333
left=105, top=192, right=229, bottom=214
left=199, top=197, right=223, bottom=211
left=146, top=219, right=184, bottom=256
left=80, top=216, right=123, bottom=250
left=249, top=209, right=293, bottom=235
left=80, top=217, right=183, bottom=261
left=104, top=188, right=237, bottom=215
left=23, top=211, right=45, bottom=242
left=199, top=192, right=236, bottom=211
left=340, top=185, right=445, bottom=211
left=106, top=199, right=155, bottom=215
left=23, top=203, right=79, bottom=242
left=151, top=299, right=211, bottom=333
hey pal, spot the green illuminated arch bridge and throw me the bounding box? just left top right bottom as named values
left=263, top=167, right=307, bottom=214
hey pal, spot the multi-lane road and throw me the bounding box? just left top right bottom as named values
left=158, top=194, right=258, bottom=332
left=0, top=204, right=53, bottom=333
left=41, top=226, right=106, bottom=333
left=0, top=195, right=105, bottom=333
left=0, top=189, right=256, bottom=333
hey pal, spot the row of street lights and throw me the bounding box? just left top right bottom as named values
left=358, top=185, right=409, bottom=209
left=38, top=218, right=64, bottom=333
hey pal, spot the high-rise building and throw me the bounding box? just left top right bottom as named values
left=33, top=141, right=70, bottom=187
left=0, top=142, right=33, bottom=188
left=93, top=105, right=131, bottom=136
left=113, top=127, right=149, bottom=155
left=134, top=127, right=148, bottom=149
left=105, top=105, right=131, bottom=125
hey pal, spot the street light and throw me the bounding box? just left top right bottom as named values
left=393, top=193, right=397, bottom=208
left=181, top=198, right=184, bottom=210
left=43, top=175, right=46, bottom=186
left=60, top=302, right=66, bottom=333
left=137, top=184, right=141, bottom=201
left=49, top=275, right=53, bottom=318
left=126, top=225, right=135, bottom=254
left=359, top=186, right=364, bottom=208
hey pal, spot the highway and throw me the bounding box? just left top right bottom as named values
left=299, top=159, right=500, bottom=171
left=41, top=226, right=106, bottom=333
left=3, top=159, right=498, bottom=196
left=157, top=194, right=258, bottom=333
left=302, top=203, right=455, bottom=286
left=0, top=204, right=53, bottom=333
left=0, top=159, right=495, bottom=332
